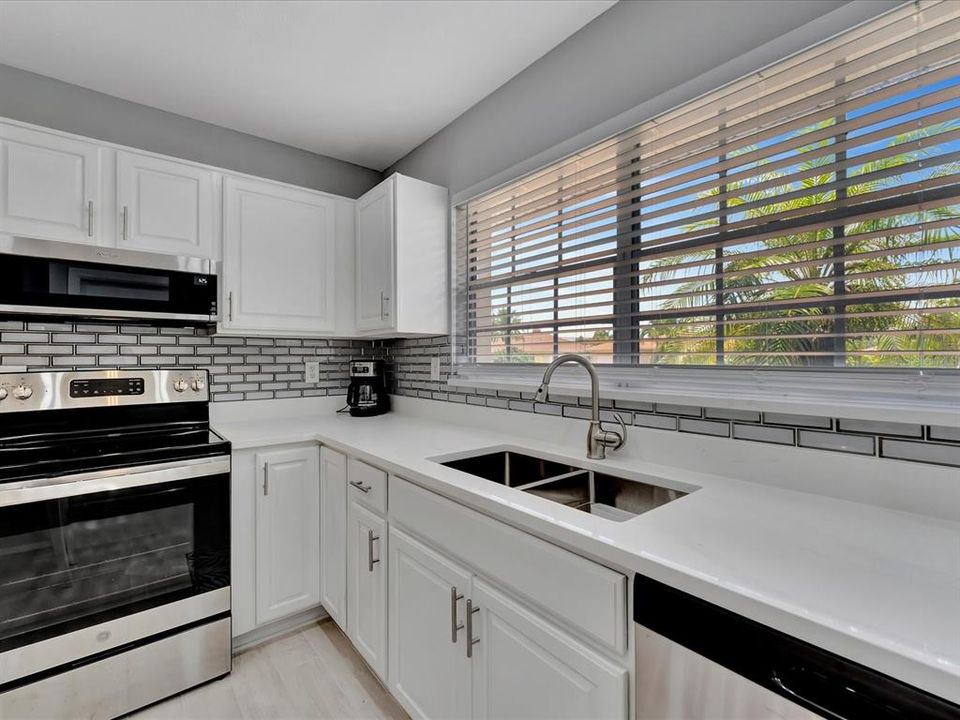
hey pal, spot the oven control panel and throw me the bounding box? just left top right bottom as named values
left=0, top=370, right=210, bottom=413
left=70, top=377, right=146, bottom=398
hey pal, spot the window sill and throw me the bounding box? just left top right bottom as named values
left=447, top=366, right=960, bottom=428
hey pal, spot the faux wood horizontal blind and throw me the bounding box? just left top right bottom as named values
left=461, top=0, right=960, bottom=368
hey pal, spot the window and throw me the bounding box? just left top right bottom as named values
left=458, top=1, right=959, bottom=371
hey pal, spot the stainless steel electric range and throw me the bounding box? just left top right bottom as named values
left=0, top=369, right=231, bottom=720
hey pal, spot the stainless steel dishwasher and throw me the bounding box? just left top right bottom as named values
left=633, top=574, right=959, bottom=720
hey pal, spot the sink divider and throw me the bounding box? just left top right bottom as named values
left=513, top=469, right=591, bottom=492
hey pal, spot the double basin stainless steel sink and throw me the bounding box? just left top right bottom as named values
left=438, top=449, right=691, bottom=522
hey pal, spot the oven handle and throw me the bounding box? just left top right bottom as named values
left=0, top=456, right=230, bottom=507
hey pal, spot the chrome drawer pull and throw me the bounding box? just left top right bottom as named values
left=349, top=479, right=372, bottom=493
left=367, top=530, right=380, bottom=572
left=466, top=599, right=480, bottom=658
left=450, top=586, right=464, bottom=642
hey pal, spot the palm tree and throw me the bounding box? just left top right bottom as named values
left=638, top=118, right=960, bottom=368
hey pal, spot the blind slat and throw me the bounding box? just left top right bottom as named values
left=461, top=1, right=960, bottom=369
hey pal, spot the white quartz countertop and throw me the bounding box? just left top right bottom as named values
left=213, top=404, right=960, bottom=703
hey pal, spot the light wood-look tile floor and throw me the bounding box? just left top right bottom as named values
left=130, top=620, right=409, bottom=720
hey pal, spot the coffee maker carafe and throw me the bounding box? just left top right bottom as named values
left=346, top=360, right=389, bottom=417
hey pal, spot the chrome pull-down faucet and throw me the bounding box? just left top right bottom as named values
left=533, top=354, right=626, bottom=460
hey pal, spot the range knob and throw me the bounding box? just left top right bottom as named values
left=191, top=377, right=206, bottom=392
left=0, top=387, right=7, bottom=402
left=12, top=384, right=33, bottom=401
left=173, top=379, right=188, bottom=393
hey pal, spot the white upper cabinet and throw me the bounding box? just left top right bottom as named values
left=0, top=124, right=102, bottom=245
left=355, top=173, right=448, bottom=337
left=116, top=150, right=215, bottom=258
left=222, top=175, right=337, bottom=335
left=356, top=178, right=395, bottom=332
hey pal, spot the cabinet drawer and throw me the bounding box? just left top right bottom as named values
left=390, top=477, right=627, bottom=655
left=348, top=458, right=387, bottom=514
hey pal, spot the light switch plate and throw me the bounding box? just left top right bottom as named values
left=430, top=356, right=441, bottom=382
left=305, top=360, right=320, bottom=383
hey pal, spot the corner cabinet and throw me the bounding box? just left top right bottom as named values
left=0, top=123, right=102, bottom=245
left=221, top=175, right=337, bottom=335
left=231, top=443, right=321, bottom=638
left=116, top=150, right=215, bottom=258
left=355, top=173, right=448, bottom=336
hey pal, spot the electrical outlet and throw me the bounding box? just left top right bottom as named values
left=430, top=356, right=441, bottom=382
left=305, top=360, right=320, bottom=384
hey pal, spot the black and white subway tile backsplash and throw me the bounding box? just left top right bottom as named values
left=0, top=319, right=372, bottom=402
left=383, top=335, right=960, bottom=468
left=2, top=323, right=956, bottom=467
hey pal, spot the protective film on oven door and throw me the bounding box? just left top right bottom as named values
left=0, top=472, right=230, bottom=653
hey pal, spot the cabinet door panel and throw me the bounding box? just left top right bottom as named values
left=117, top=151, right=214, bottom=257
left=320, top=447, right=348, bottom=628
left=255, top=447, right=320, bottom=625
left=0, top=124, right=101, bottom=244
left=471, top=578, right=628, bottom=720
left=223, top=176, right=335, bottom=333
left=347, top=501, right=387, bottom=680
left=355, top=179, right=394, bottom=331
left=389, top=527, right=471, bottom=720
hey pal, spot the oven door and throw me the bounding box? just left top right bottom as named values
left=0, top=457, right=230, bottom=685
left=0, top=238, right=217, bottom=325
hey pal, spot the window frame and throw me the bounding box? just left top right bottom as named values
left=448, top=0, right=960, bottom=419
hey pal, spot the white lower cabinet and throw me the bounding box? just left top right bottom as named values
left=389, top=526, right=472, bottom=720
left=470, top=578, right=628, bottom=720
left=319, top=447, right=348, bottom=628
left=347, top=500, right=387, bottom=680
left=235, top=445, right=629, bottom=719
left=254, top=446, right=321, bottom=625
left=231, top=444, right=320, bottom=637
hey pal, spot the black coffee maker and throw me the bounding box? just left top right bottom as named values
left=345, top=360, right=390, bottom=417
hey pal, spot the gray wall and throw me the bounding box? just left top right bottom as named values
left=0, top=63, right=382, bottom=198
left=389, top=0, right=901, bottom=200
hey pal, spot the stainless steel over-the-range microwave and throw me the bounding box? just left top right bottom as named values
left=0, top=237, right=218, bottom=326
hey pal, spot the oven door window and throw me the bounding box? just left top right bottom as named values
left=0, top=474, right=229, bottom=653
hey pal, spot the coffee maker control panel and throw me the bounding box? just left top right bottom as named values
left=350, top=361, right=378, bottom=377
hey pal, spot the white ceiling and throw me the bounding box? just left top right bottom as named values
left=0, top=0, right=616, bottom=170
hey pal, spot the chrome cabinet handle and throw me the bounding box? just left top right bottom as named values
left=262, top=463, right=269, bottom=496
left=367, top=530, right=380, bottom=572
left=87, top=200, right=94, bottom=237
left=382, top=293, right=390, bottom=318
left=121, top=206, right=129, bottom=241
left=228, top=291, right=234, bottom=322
left=466, top=599, right=480, bottom=658
left=450, top=586, right=464, bottom=642
left=349, top=479, right=371, bottom=493
left=379, top=290, right=385, bottom=321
